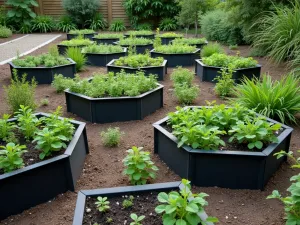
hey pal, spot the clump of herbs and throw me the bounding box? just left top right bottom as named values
left=173, top=37, right=207, bottom=45
left=69, top=29, right=95, bottom=35
left=130, top=213, right=145, bottom=225
left=214, top=67, right=235, bottom=98
left=158, top=32, right=183, bottom=38
left=0, top=143, right=27, bottom=173
left=126, top=30, right=153, bottom=36
left=155, top=44, right=196, bottom=54
left=52, top=74, right=79, bottom=93
left=100, top=127, right=124, bottom=147
left=94, top=33, right=124, bottom=39
left=118, top=37, right=153, bottom=46
left=114, top=53, right=164, bottom=68
left=60, top=38, right=93, bottom=47
left=82, top=44, right=124, bottom=54
left=65, top=47, right=87, bottom=71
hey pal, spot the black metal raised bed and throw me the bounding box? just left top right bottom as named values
left=124, top=33, right=155, bottom=39
left=8, top=58, right=76, bottom=84
left=86, top=48, right=127, bottom=67
left=0, top=113, right=89, bottom=220
left=106, top=59, right=167, bottom=81
left=195, top=59, right=262, bottom=83
left=72, top=181, right=214, bottom=225
left=113, top=41, right=153, bottom=54
left=57, top=44, right=92, bottom=55
left=65, top=83, right=164, bottom=123
left=151, top=49, right=200, bottom=67
left=67, top=33, right=97, bottom=41
left=92, top=36, right=124, bottom=45
left=153, top=106, right=293, bottom=190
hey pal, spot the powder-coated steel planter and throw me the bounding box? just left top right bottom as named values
left=8, top=58, right=76, bottom=84
left=195, top=59, right=262, bottom=83
left=92, top=37, right=123, bottom=45
left=151, top=49, right=200, bottom=67
left=0, top=113, right=89, bottom=220
left=113, top=41, right=153, bottom=54
left=153, top=106, right=293, bottom=190
left=65, top=83, right=164, bottom=123
left=57, top=44, right=92, bottom=55
left=85, top=48, right=127, bottom=67
left=160, top=36, right=182, bottom=45
left=72, top=182, right=214, bottom=225
left=106, top=59, right=167, bottom=81
left=67, top=33, right=97, bottom=41
left=124, top=33, right=155, bottom=39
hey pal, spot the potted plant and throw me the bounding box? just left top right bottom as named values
left=172, top=37, right=208, bottom=49
left=57, top=38, right=94, bottom=55
left=114, top=37, right=153, bottom=54
left=153, top=104, right=293, bottom=190
left=0, top=106, right=89, bottom=220
left=124, top=30, right=155, bottom=39
left=72, top=179, right=217, bottom=225
left=92, top=33, right=124, bottom=45
left=151, top=44, right=200, bottom=67
left=67, top=29, right=97, bottom=40
left=106, top=53, right=167, bottom=81
left=195, top=53, right=261, bottom=83
left=158, top=32, right=183, bottom=45
left=64, top=71, right=164, bottom=123
left=9, top=50, right=76, bottom=84
left=82, top=44, right=127, bottom=67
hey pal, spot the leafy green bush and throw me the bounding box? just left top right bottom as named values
left=123, top=146, right=158, bottom=185
left=100, top=127, right=123, bottom=147
left=69, top=29, right=95, bottom=35
left=85, top=13, right=107, bottom=30
left=52, top=74, right=78, bottom=93
left=68, top=71, right=158, bottom=98
left=109, top=19, right=126, bottom=32
left=114, top=53, right=164, bottom=68
left=56, top=15, right=77, bottom=32
left=214, top=67, right=235, bottom=98
left=232, top=74, right=300, bottom=124
left=118, top=37, right=152, bottom=46
left=200, top=43, right=225, bottom=58
left=159, top=18, right=178, bottom=31
left=65, top=47, right=86, bottom=71
left=82, top=44, right=124, bottom=54
left=202, top=53, right=258, bottom=69
left=32, top=15, right=54, bottom=33
left=136, top=23, right=152, bottom=31
left=171, top=67, right=194, bottom=86
left=155, top=44, right=196, bottom=54
left=0, top=143, right=27, bottom=173
left=94, top=33, right=124, bottom=39
left=174, top=83, right=200, bottom=105
left=4, top=70, right=37, bottom=112
left=158, top=32, right=183, bottom=38
left=62, top=0, right=100, bottom=27
left=126, top=30, right=153, bottom=36
left=0, top=25, right=12, bottom=38
left=60, top=38, right=93, bottom=47
left=173, top=38, right=207, bottom=45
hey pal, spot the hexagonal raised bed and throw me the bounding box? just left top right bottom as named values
left=153, top=106, right=293, bottom=190
left=114, top=41, right=153, bottom=54
left=85, top=48, right=127, bottom=67
left=0, top=113, right=89, bottom=220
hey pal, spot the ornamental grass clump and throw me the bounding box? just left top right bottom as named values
left=232, top=74, right=300, bottom=124
left=60, top=38, right=93, bottom=47
left=69, top=29, right=95, bottom=34
left=173, top=37, right=207, bottom=45
left=82, top=44, right=124, bottom=54
left=65, top=47, right=86, bottom=71
left=118, top=37, right=153, bottom=46
left=114, top=53, right=164, bottom=68
left=155, top=44, right=197, bottom=54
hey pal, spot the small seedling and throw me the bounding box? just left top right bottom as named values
left=95, top=196, right=110, bottom=212
left=40, top=98, right=49, bottom=106
left=106, top=217, right=113, bottom=223
left=130, top=213, right=145, bottom=225
left=229, top=44, right=238, bottom=50
left=122, top=195, right=134, bottom=208
left=100, top=127, right=124, bottom=147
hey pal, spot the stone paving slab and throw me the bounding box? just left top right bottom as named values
left=0, top=34, right=61, bottom=65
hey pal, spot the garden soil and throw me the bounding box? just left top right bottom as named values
left=0, top=34, right=298, bottom=225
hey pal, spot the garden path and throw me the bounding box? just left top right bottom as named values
left=0, top=34, right=61, bottom=65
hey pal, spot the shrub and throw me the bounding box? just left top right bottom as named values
left=100, top=127, right=123, bottom=147
left=19, top=22, right=32, bottom=34
left=82, top=44, right=124, bottom=54
left=155, top=44, right=196, bottom=54
left=200, top=43, right=224, bottom=57
left=4, top=70, right=37, bottom=112
left=60, top=38, right=93, bottom=47
left=159, top=18, right=177, bottom=31
left=56, top=15, right=76, bottom=32
left=62, top=0, right=100, bottom=27
left=114, top=53, right=164, bottom=68
left=109, top=19, right=126, bottom=32
left=170, top=66, right=194, bottom=86
left=65, top=47, right=86, bottom=71
left=52, top=74, right=77, bottom=93
left=118, top=37, right=152, bottom=46
left=0, top=26, right=12, bottom=38
left=202, top=53, right=258, bottom=69
left=123, top=146, right=158, bottom=185
left=173, top=37, right=207, bottom=45
left=136, top=23, right=152, bottom=31
left=214, top=67, right=235, bottom=98
left=158, top=32, right=183, bottom=38
left=126, top=30, right=153, bottom=36
left=32, top=15, right=54, bottom=33
left=94, top=33, right=123, bottom=39
left=232, top=74, right=300, bottom=124
left=85, top=13, right=107, bottom=30
left=174, top=83, right=200, bottom=105
left=69, top=29, right=95, bottom=35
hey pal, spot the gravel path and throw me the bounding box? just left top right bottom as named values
left=0, top=34, right=61, bottom=65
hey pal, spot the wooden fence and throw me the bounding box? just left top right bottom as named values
left=0, top=0, right=129, bottom=25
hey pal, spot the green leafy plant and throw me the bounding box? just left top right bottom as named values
left=95, top=197, right=110, bottom=212
left=114, top=53, right=164, bottom=68
left=56, top=15, right=76, bottom=32
left=0, top=143, right=27, bottom=173
left=214, top=67, right=235, bottom=98
left=123, top=146, right=158, bottom=185
left=200, top=43, right=225, bottom=58
left=126, top=30, right=153, bottom=36
left=136, top=23, right=152, bottom=31
left=4, top=70, right=37, bottom=112
left=69, top=29, right=95, bottom=35
left=100, top=127, right=124, bottom=147
left=0, top=25, right=12, bottom=38
left=122, top=195, right=134, bottom=208
left=232, top=74, right=300, bottom=124
left=159, top=32, right=183, bottom=38
left=60, top=38, right=93, bottom=47
left=153, top=28, right=162, bottom=49
left=155, top=179, right=218, bottom=225
left=118, top=37, right=152, bottom=46
left=130, top=213, right=145, bottom=225
left=32, top=15, right=54, bottom=33
left=229, top=44, right=238, bottom=50
left=155, top=44, right=196, bottom=54
left=0, top=6, right=7, bottom=26
left=109, top=19, right=126, bottom=32
left=0, top=114, right=16, bottom=142
left=19, top=22, right=32, bottom=34
left=40, top=98, right=49, bottom=106
left=173, top=38, right=207, bottom=46
left=52, top=74, right=78, bottom=93
left=106, top=217, right=113, bottom=223
left=65, top=47, right=87, bottom=71
left=94, top=33, right=124, bottom=39
left=86, top=13, right=107, bottom=30
left=174, top=83, right=200, bottom=105
left=82, top=44, right=124, bottom=54
left=159, top=18, right=177, bottom=31
left=171, top=66, right=194, bottom=86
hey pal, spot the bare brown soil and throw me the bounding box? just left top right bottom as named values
left=0, top=34, right=299, bottom=225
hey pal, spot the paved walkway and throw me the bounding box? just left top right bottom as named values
left=0, top=34, right=61, bottom=65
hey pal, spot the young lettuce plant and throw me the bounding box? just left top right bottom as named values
left=123, top=146, right=159, bottom=185
left=130, top=213, right=145, bottom=225
left=0, top=143, right=27, bottom=173
left=155, top=179, right=218, bottom=225
left=95, top=197, right=110, bottom=212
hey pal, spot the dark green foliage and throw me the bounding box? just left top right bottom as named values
left=85, top=13, right=107, bottom=30
left=0, top=6, right=7, bottom=26
left=200, top=43, right=225, bottom=58
left=56, top=15, right=77, bottom=32
left=109, top=19, right=126, bottom=32
left=0, top=25, right=12, bottom=38
left=32, top=15, right=55, bottom=33
left=65, top=47, right=87, bottom=71
left=159, top=18, right=178, bottom=31
left=136, top=23, right=152, bottom=31
left=114, top=54, right=164, bottom=68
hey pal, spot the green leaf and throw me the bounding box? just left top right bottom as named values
left=132, top=173, right=141, bottom=180
left=186, top=203, right=198, bottom=213
left=186, top=213, right=201, bottom=224
left=158, top=192, right=169, bottom=203
left=155, top=205, right=166, bottom=213
left=175, top=219, right=186, bottom=225
left=7, top=10, right=15, bottom=17
left=165, top=205, right=177, bottom=214
left=254, top=141, right=263, bottom=149
left=162, top=214, right=176, bottom=225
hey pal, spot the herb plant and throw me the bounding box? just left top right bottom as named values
left=95, top=197, right=110, bottom=212
left=0, top=26, right=12, bottom=38
left=155, top=179, right=218, bottom=225
left=0, top=114, right=16, bottom=141
left=85, top=13, right=107, bottom=30
left=60, top=38, right=93, bottom=47
left=82, top=44, right=124, bottom=54
left=94, top=33, right=124, bottom=39
left=126, top=30, right=153, bottom=36
left=200, top=43, right=225, bottom=58
left=155, top=44, right=197, bottom=54
left=100, top=127, right=123, bottom=147
left=174, top=83, right=200, bottom=105
left=123, top=146, right=158, bottom=185
left=0, top=143, right=27, bottom=173
left=214, top=67, right=235, bottom=98
left=118, top=38, right=153, bottom=46
left=171, top=67, right=194, bottom=86
left=173, top=38, right=207, bottom=45
left=130, top=213, right=145, bottom=225
left=136, top=23, right=152, bottom=31
left=52, top=74, right=78, bottom=93
left=122, top=195, right=134, bottom=208
left=158, top=32, right=183, bottom=38
left=69, top=29, right=95, bottom=35
left=114, top=53, right=164, bottom=68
